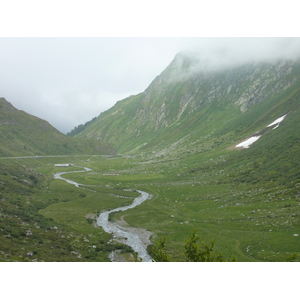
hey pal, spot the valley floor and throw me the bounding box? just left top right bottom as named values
left=0, top=152, right=299, bottom=262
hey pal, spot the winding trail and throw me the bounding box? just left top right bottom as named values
left=53, top=164, right=152, bottom=262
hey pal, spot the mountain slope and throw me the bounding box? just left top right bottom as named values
left=74, top=53, right=300, bottom=156
left=0, top=97, right=115, bottom=156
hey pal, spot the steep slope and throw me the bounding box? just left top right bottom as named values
left=75, top=53, right=300, bottom=156
left=0, top=97, right=115, bottom=156
left=8, top=52, right=297, bottom=262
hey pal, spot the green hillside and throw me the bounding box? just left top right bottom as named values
left=0, top=97, right=115, bottom=157
left=74, top=54, right=300, bottom=156
left=1, top=53, right=300, bottom=262
left=62, top=53, right=300, bottom=261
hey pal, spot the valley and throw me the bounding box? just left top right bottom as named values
left=0, top=133, right=299, bottom=262
left=1, top=53, right=300, bottom=262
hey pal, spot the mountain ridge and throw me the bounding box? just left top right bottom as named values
left=73, top=53, right=300, bottom=158
left=0, top=97, right=115, bottom=157
left=1, top=52, right=300, bottom=262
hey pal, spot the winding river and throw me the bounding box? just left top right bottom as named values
left=54, top=164, right=152, bottom=262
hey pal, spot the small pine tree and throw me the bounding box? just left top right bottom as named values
left=150, top=228, right=236, bottom=262
left=151, top=236, right=171, bottom=262
left=184, top=228, right=226, bottom=262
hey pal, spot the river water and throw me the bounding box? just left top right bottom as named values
left=96, top=190, right=152, bottom=262
left=53, top=166, right=92, bottom=187
left=53, top=164, right=152, bottom=262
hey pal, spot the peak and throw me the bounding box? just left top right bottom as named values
left=0, top=97, right=17, bottom=112
left=0, top=97, right=9, bottom=104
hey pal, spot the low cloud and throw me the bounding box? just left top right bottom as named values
left=1, top=38, right=299, bottom=134
left=179, top=38, right=300, bottom=73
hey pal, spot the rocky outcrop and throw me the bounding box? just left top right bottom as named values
left=75, top=53, right=300, bottom=154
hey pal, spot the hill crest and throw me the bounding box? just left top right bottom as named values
left=73, top=53, right=300, bottom=156
left=0, top=97, right=115, bottom=156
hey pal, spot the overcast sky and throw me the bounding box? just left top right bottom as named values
left=1, top=37, right=300, bottom=134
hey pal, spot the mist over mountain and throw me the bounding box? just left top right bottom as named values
left=2, top=38, right=300, bottom=134
left=1, top=48, right=300, bottom=264
left=177, top=38, right=300, bottom=73
left=72, top=51, right=300, bottom=158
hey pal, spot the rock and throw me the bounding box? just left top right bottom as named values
left=26, top=229, right=32, bottom=236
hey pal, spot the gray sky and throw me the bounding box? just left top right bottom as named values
left=1, top=37, right=300, bottom=134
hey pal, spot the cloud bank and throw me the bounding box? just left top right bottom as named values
left=178, top=38, right=300, bottom=73
left=0, top=38, right=299, bottom=133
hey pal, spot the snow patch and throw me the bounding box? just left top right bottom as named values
left=236, top=136, right=261, bottom=148
left=235, top=114, right=288, bottom=149
left=267, top=114, right=287, bottom=129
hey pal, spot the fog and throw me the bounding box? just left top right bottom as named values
left=1, top=37, right=299, bottom=133
left=177, top=38, right=300, bottom=73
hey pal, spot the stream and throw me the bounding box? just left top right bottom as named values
left=53, top=164, right=152, bottom=262
left=96, top=190, right=152, bottom=262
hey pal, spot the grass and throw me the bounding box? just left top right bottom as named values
left=0, top=156, right=138, bottom=261
left=1, top=120, right=300, bottom=262
left=2, top=60, right=300, bottom=262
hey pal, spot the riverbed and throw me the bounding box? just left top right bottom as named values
left=96, top=190, right=152, bottom=262
left=53, top=164, right=152, bottom=262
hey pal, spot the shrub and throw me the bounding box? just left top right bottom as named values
left=150, top=228, right=236, bottom=262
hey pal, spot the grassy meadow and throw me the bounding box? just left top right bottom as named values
left=1, top=118, right=300, bottom=262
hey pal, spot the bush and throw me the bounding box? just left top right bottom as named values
left=150, top=228, right=236, bottom=262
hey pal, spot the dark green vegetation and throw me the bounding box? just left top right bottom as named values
left=0, top=98, right=115, bottom=157
left=149, top=229, right=236, bottom=262
left=1, top=53, right=300, bottom=261
left=0, top=156, right=138, bottom=261
left=66, top=117, right=97, bottom=137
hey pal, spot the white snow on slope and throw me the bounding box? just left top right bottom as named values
left=235, top=136, right=262, bottom=148
left=267, top=114, right=287, bottom=129
left=235, top=114, right=288, bottom=149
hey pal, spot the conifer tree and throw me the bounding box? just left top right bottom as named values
left=150, top=228, right=236, bottom=262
